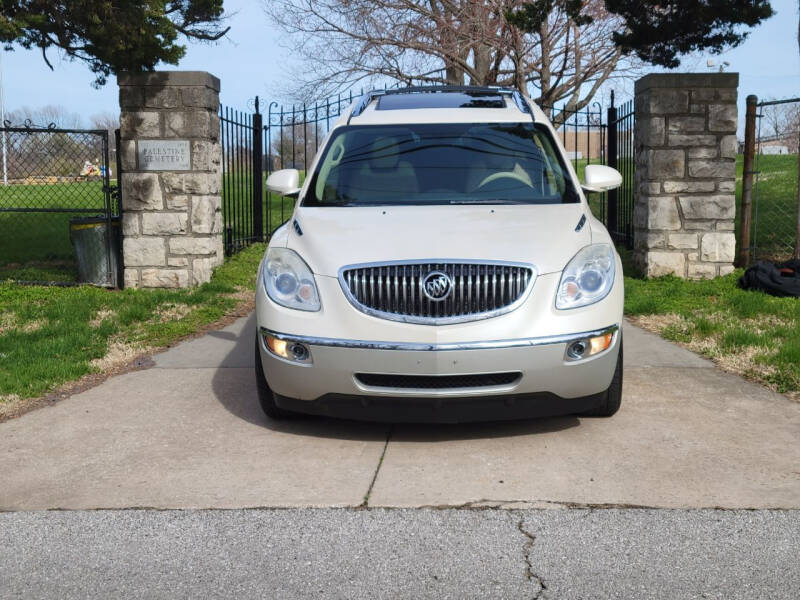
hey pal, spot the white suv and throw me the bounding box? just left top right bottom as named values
left=255, top=86, right=624, bottom=423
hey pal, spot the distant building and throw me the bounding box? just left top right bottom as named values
left=554, top=127, right=605, bottom=160
left=738, top=132, right=799, bottom=155
left=760, top=145, right=789, bottom=155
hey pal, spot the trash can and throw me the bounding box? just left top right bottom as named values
left=69, top=216, right=120, bottom=287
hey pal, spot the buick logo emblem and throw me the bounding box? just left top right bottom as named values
left=422, top=271, right=453, bottom=302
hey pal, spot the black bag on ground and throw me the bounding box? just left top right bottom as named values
left=738, top=259, right=800, bottom=297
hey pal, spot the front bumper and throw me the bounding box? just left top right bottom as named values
left=257, top=324, right=620, bottom=421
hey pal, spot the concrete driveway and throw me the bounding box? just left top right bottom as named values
left=1, top=315, right=799, bottom=510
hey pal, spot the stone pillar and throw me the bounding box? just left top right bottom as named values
left=633, top=73, right=738, bottom=279
left=118, top=71, right=223, bottom=288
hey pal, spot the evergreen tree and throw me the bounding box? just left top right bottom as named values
left=509, top=0, right=774, bottom=67
left=0, top=1, right=228, bottom=85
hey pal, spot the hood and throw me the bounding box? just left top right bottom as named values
left=287, top=204, right=591, bottom=277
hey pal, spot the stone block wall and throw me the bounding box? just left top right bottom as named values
left=118, top=71, right=223, bottom=288
left=633, top=73, right=738, bottom=279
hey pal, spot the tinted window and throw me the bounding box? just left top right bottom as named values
left=304, top=123, right=578, bottom=207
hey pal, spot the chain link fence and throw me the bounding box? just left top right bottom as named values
left=740, top=96, right=800, bottom=264
left=0, top=123, right=119, bottom=285
left=753, top=98, right=800, bottom=261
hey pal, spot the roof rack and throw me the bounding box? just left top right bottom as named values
left=383, top=85, right=515, bottom=96
left=347, top=85, right=533, bottom=122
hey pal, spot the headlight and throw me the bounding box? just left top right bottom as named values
left=263, top=247, right=320, bottom=311
left=556, top=244, right=615, bottom=310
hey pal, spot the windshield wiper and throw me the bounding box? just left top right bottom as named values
left=448, top=199, right=528, bottom=205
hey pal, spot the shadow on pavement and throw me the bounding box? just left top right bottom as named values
left=211, top=312, right=580, bottom=442
left=205, top=329, right=239, bottom=342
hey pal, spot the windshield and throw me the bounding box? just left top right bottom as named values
left=303, top=122, right=579, bottom=207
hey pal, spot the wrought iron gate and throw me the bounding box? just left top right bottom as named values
left=219, top=94, right=357, bottom=254
left=0, top=121, right=119, bottom=286
left=605, top=94, right=635, bottom=247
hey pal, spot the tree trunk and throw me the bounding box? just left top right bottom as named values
left=538, top=21, right=551, bottom=103
left=445, top=64, right=465, bottom=85
left=471, top=44, right=492, bottom=85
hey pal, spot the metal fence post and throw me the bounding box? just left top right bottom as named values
left=606, top=91, right=618, bottom=237
left=795, top=124, right=800, bottom=259
left=737, top=94, right=758, bottom=267
left=252, top=96, right=264, bottom=241
left=100, top=129, right=115, bottom=287
left=114, top=127, right=124, bottom=287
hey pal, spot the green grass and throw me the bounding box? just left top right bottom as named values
left=0, top=243, right=265, bottom=406
left=624, top=270, right=800, bottom=397
left=735, top=154, right=799, bottom=261
left=0, top=180, right=109, bottom=276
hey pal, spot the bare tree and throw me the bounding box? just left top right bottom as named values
left=3, top=106, right=90, bottom=178
left=90, top=112, right=120, bottom=137
left=264, top=0, right=632, bottom=115
left=760, top=101, right=800, bottom=153
left=6, top=105, right=84, bottom=129
left=269, top=122, right=321, bottom=170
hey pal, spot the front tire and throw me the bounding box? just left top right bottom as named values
left=581, top=336, right=623, bottom=417
left=254, top=335, right=294, bottom=420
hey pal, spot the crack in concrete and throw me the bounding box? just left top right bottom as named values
left=517, top=517, right=547, bottom=599
left=359, top=425, right=393, bottom=508
left=414, top=498, right=665, bottom=511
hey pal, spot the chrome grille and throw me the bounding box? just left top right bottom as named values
left=339, top=261, right=536, bottom=324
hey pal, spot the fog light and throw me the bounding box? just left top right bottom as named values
left=288, top=343, right=309, bottom=361
left=567, top=340, right=588, bottom=359
left=264, top=334, right=312, bottom=364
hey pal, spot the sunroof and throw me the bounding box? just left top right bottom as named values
left=376, top=92, right=507, bottom=111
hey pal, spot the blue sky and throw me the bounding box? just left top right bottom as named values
left=2, top=0, right=798, bottom=135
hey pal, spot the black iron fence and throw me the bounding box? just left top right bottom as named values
left=219, top=91, right=368, bottom=253
left=550, top=103, right=605, bottom=165
left=738, top=95, right=799, bottom=264
left=542, top=96, right=634, bottom=247
left=265, top=92, right=359, bottom=172
left=606, top=96, right=635, bottom=246
left=548, top=103, right=608, bottom=224
left=219, top=88, right=636, bottom=253
left=0, top=122, right=119, bottom=286
left=219, top=104, right=257, bottom=254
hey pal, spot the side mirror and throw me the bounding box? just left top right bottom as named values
left=266, top=169, right=301, bottom=197
left=581, top=164, right=622, bottom=193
